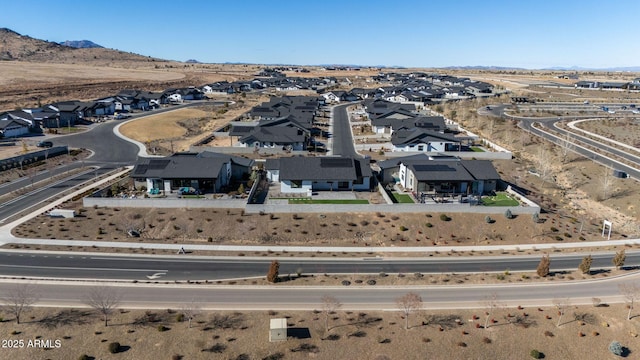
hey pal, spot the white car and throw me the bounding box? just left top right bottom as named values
left=632, top=110, right=640, bottom=114
left=608, top=110, right=616, bottom=114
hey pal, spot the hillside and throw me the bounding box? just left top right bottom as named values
left=59, top=40, right=103, bottom=49
left=0, top=28, right=164, bottom=65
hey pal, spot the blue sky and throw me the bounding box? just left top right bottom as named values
left=2, top=0, right=639, bottom=69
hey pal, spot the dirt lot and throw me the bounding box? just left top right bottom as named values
left=11, top=200, right=617, bottom=248
left=574, top=117, right=640, bottom=149
left=118, top=95, right=268, bottom=155
left=1, top=302, right=639, bottom=360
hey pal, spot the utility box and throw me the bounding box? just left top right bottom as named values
left=49, top=209, right=76, bottom=218
left=269, top=318, right=287, bottom=342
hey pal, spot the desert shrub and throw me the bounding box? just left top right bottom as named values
left=78, top=355, right=91, bottom=360
left=342, top=280, right=351, bottom=286
left=399, top=225, right=408, bottom=231
left=325, top=334, right=340, bottom=341
left=483, top=337, right=492, bottom=344
left=530, top=349, right=542, bottom=359
left=485, top=216, right=493, bottom=224
left=108, top=342, right=120, bottom=354
left=550, top=226, right=558, bottom=232
left=439, top=214, right=451, bottom=221
left=202, top=343, right=226, bottom=353
left=544, top=330, right=554, bottom=337
left=349, top=331, right=367, bottom=338
left=290, top=343, right=319, bottom=353
left=609, top=341, right=623, bottom=356
left=171, top=355, right=182, bottom=360
left=425, top=222, right=433, bottom=228
left=457, top=342, right=467, bottom=347
left=367, top=279, right=377, bottom=285
left=504, top=209, right=513, bottom=219
left=157, top=325, right=168, bottom=332
left=262, top=352, right=284, bottom=360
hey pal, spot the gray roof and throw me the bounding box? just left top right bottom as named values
left=391, top=128, right=459, bottom=146
left=459, top=160, right=500, bottom=180
left=240, top=126, right=306, bottom=144
left=278, top=156, right=371, bottom=181
left=131, top=152, right=252, bottom=179
left=406, top=161, right=474, bottom=182
left=131, top=157, right=223, bottom=179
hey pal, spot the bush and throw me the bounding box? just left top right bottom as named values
left=157, top=325, right=168, bottom=332
left=530, top=349, right=542, bottom=359
left=485, top=215, right=493, bottom=224
left=78, top=355, right=91, bottom=360
left=425, top=222, right=433, bottom=228
left=504, top=209, right=513, bottom=219
left=439, top=214, right=451, bottom=221
left=609, top=341, right=623, bottom=356
left=341, top=280, right=351, bottom=286
left=108, top=342, right=120, bottom=354
left=175, top=313, right=184, bottom=322
left=399, top=225, right=408, bottom=231
left=532, top=213, right=539, bottom=223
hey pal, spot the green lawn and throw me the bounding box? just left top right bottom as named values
left=470, top=147, right=485, bottom=152
left=481, top=192, right=519, bottom=206
left=391, top=192, right=414, bottom=203
left=288, top=199, right=369, bottom=204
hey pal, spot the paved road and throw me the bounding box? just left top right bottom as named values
left=331, top=103, right=360, bottom=157
left=486, top=104, right=640, bottom=180
left=3, top=273, right=636, bottom=310
left=1, top=250, right=637, bottom=281
left=0, top=102, right=217, bottom=222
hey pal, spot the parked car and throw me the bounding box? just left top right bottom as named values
left=36, top=141, right=53, bottom=148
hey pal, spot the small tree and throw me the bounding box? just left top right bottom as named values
left=618, top=282, right=640, bottom=320
left=482, top=293, right=502, bottom=330
left=613, top=249, right=626, bottom=270
left=321, top=295, right=342, bottom=332
left=267, top=260, right=280, bottom=283
left=553, top=298, right=570, bottom=327
left=396, top=292, right=423, bottom=330
left=536, top=254, right=550, bottom=277
left=1, top=283, right=38, bottom=324
left=181, top=299, right=201, bottom=328
left=84, top=286, right=121, bottom=327
left=578, top=255, right=593, bottom=274
left=504, top=209, right=513, bottom=219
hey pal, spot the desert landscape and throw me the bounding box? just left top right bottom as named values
left=1, top=10, right=640, bottom=359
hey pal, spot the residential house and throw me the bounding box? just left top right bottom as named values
left=239, top=126, right=307, bottom=151
left=391, top=128, right=460, bottom=152
left=0, top=118, right=31, bottom=137
left=130, top=151, right=253, bottom=194
left=270, top=156, right=372, bottom=194
left=371, top=116, right=446, bottom=135
left=395, top=158, right=499, bottom=196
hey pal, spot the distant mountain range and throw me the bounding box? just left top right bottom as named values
left=59, top=40, right=103, bottom=49
left=543, top=66, right=640, bottom=72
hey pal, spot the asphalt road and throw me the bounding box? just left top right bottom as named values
left=331, top=103, right=359, bottom=157
left=0, top=251, right=637, bottom=281
left=486, top=104, right=640, bottom=180
left=2, top=273, right=635, bottom=310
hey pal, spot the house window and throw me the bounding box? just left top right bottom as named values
left=291, top=180, right=302, bottom=188
left=418, top=145, right=424, bottom=151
